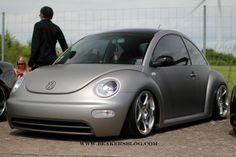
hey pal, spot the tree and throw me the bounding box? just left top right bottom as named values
left=0, top=31, right=31, bottom=66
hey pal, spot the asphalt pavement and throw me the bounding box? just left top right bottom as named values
left=0, top=119, right=236, bottom=157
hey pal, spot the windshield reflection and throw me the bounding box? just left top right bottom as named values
left=55, top=34, right=152, bottom=65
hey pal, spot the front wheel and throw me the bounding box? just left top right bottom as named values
left=0, top=86, right=7, bottom=121
left=123, top=90, right=156, bottom=138
left=213, top=84, right=228, bottom=119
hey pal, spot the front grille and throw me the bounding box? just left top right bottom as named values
left=11, top=118, right=93, bottom=135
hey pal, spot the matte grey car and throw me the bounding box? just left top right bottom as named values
left=7, top=29, right=228, bottom=137
left=230, top=85, right=236, bottom=133
left=0, top=62, right=16, bottom=120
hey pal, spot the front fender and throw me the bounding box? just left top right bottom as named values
left=100, top=69, right=164, bottom=127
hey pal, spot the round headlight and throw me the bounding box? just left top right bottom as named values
left=95, top=78, right=120, bottom=98
left=11, top=77, right=24, bottom=94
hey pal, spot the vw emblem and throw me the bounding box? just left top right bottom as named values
left=45, top=81, right=56, bottom=90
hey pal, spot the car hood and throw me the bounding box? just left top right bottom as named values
left=26, top=64, right=142, bottom=94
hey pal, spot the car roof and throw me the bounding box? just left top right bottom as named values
left=88, top=28, right=159, bottom=37
left=104, top=28, right=158, bottom=34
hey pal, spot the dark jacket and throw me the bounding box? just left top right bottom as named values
left=28, top=19, right=68, bottom=68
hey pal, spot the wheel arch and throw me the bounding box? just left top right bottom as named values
left=102, top=69, right=165, bottom=134
left=139, top=81, right=164, bottom=128
left=205, top=70, right=227, bottom=117
left=120, top=74, right=164, bottom=131
left=120, top=83, right=163, bottom=137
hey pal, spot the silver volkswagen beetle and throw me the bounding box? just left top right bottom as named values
left=7, top=29, right=228, bottom=137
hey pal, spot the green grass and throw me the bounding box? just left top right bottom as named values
left=211, top=66, right=236, bottom=96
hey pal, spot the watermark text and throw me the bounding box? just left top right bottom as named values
left=80, top=141, right=158, bottom=146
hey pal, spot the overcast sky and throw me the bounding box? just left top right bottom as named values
left=0, top=0, right=236, bottom=13
left=1, top=0, right=236, bottom=54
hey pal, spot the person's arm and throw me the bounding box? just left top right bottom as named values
left=28, top=23, right=41, bottom=67
left=57, top=27, right=68, bottom=52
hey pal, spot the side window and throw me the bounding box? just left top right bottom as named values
left=183, top=38, right=207, bottom=65
left=152, top=34, right=190, bottom=65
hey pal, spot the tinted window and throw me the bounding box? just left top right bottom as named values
left=55, top=34, right=152, bottom=65
left=151, top=34, right=190, bottom=65
left=183, top=38, right=207, bottom=65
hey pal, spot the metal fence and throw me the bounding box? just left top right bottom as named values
left=1, top=6, right=236, bottom=92
left=1, top=6, right=236, bottom=55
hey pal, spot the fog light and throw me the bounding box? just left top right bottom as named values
left=92, top=110, right=115, bottom=118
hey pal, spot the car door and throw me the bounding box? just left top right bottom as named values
left=182, top=37, right=210, bottom=112
left=149, top=34, right=202, bottom=120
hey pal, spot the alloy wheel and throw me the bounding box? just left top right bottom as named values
left=135, top=91, right=155, bottom=135
left=0, top=86, right=7, bottom=118
left=216, top=85, right=228, bottom=118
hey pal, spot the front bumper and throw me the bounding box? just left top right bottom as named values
left=7, top=92, right=135, bottom=137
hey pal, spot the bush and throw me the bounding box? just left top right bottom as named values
left=1, top=32, right=236, bottom=66
left=206, top=49, right=236, bottom=66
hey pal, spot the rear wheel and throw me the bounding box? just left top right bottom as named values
left=213, top=84, right=228, bottom=119
left=0, top=86, right=7, bottom=120
left=123, top=90, right=156, bottom=138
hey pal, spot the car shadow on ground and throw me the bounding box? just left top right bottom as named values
left=0, top=116, right=7, bottom=122
left=154, top=118, right=212, bottom=134
left=9, top=118, right=218, bottom=142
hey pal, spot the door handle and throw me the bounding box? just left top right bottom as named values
left=190, top=72, right=197, bottom=78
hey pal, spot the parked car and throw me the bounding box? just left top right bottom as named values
left=0, top=61, right=16, bottom=120
left=7, top=29, right=228, bottom=137
left=230, top=85, right=236, bottom=133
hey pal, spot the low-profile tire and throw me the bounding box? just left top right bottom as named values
left=123, top=90, right=156, bottom=138
left=0, top=86, right=7, bottom=121
left=213, top=84, right=228, bottom=119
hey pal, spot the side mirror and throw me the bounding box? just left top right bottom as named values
left=175, top=57, right=189, bottom=65
left=68, top=51, right=76, bottom=59
left=0, top=68, right=2, bottom=75
left=150, top=55, right=175, bottom=67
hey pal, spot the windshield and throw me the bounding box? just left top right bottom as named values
left=55, top=33, right=153, bottom=65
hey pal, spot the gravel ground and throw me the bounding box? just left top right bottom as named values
left=0, top=119, right=236, bottom=157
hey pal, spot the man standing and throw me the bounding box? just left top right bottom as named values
left=28, top=6, right=68, bottom=70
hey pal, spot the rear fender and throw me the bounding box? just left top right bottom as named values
left=205, top=70, right=227, bottom=117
